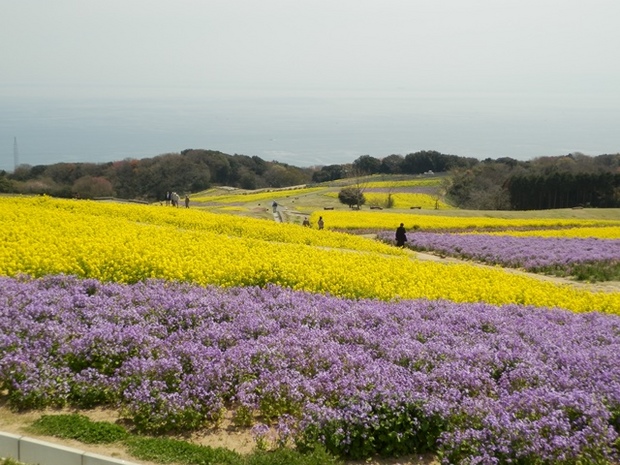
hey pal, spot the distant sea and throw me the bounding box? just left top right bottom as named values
left=1, top=90, right=618, bottom=172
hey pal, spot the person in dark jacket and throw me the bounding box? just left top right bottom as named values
left=395, top=223, right=407, bottom=247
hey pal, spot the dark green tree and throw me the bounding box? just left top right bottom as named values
left=0, top=172, right=13, bottom=193
left=379, top=154, right=404, bottom=174
left=338, top=186, right=366, bottom=209
left=312, top=164, right=347, bottom=183
left=352, top=155, right=381, bottom=176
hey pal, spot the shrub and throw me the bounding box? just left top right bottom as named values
left=337, top=187, right=365, bottom=208
left=29, top=414, right=128, bottom=444
left=124, top=436, right=241, bottom=465
left=1, top=459, right=23, bottom=465
left=245, top=446, right=342, bottom=465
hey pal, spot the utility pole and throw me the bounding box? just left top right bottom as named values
left=13, top=136, right=19, bottom=172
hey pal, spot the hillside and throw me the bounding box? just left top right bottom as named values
left=1, top=188, right=619, bottom=465
left=185, top=174, right=450, bottom=223
left=184, top=174, right=620, bottom=224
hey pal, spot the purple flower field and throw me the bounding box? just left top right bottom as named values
left=378, top=231, right=620, bottom=275
left=1, top=275, right=619, bottom=463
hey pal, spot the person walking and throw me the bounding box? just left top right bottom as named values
left=395, top=223, right=407, bottom=247
left=318, top=216, right=324, bottom=230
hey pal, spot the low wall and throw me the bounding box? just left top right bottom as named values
left=0, top=432, right=139, bottom=465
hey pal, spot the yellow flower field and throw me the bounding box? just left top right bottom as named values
left=191, top=187, right=324, bottom=203
left=363, top=192, right=453, bottom=209
left=361, top=179, right=443, bottom=188
left=324, top=191, right=451, bottom=209
left=1, top=196, right=619, bottom=315
left=310, top=210, right=620, bottom=231
left=10, top=196, right=399, bottom=255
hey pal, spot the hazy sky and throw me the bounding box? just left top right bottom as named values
left=3, top=0, right=619, bottom=97
left=1, top=0, right=619, bottom=167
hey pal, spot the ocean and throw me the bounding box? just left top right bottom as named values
left=1, top=90, right=618, bottom=172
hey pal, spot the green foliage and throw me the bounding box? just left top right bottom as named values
left=447, top=163, right=513, bottom=210
left=125, top=401, right=213, bottom=434
left=259, top=394, right=302, bottom=421
left=509, top=171, right=620, bottom=210
left=29, top=414, right=128, bottom=444
left=27, top=413, right=344, bottom=465
left=232, top=405, right=255, bottom=427
left=337, top=187, right=366, bottom=208
left=5, top=369, right=67, bottom=410
left=245, top=446, right=342, bottom=465
left=125, top=436, right=241, bottom=465
left=0, top=173, right=13, bottom=193
left=611, top=407, right=620, bottom=434
left=541, top=260, right=620, bottom=283
left=0, top=459, right=23, bottom=465
left=296, top=404, right=442, bottom=459
left=125, top=436, right=342, bottom=465
left=352, top=155, right=381, bottom=175
left=72, top=175, right=115, bottom=199
left=402, top=150, right=477, bottom=174
left=6, top=150, right=315, bottom=201
left=447, top=153, right=620, bottom=211
left=68, top=382, right=117, bottom=409
left=379, top=154, right=404, bottom=174
left=311, top=164, right=346, bottom=183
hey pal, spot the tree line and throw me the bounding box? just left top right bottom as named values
left=509, top=172, right=620, bottom=209
left=0, top=150, right=314, bottom=201
left=447, top=153, right=620, bottom=210
left=313, top=151, right=620, bottom=210
left=311, top=150, right=479, bottom=182
left=0, top=149, right=618, bottom=210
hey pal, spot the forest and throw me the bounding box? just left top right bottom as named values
left=0, top=149, right=618, bottom=210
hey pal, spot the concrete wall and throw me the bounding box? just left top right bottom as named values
left=0, top=432, right=139, bottom=465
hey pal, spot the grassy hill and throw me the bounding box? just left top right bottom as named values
left=185, top=174, right=620, bottom=224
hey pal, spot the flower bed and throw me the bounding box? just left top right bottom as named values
left=1, top=276, right=619, bottom=463
left=378, top=231, right=620, bottom=280
left=314, top=210, right=619, bottom=231
left=485, top=226, right=620, bottom=239
left=3, top=197, right=618, bottom=313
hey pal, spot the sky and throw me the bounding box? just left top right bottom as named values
left=1, top=0, right=620, bottom=168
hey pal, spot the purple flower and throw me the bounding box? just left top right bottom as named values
left=377, top=231, right=620, bottom=275
left=1, top=275, right=619, bottom=462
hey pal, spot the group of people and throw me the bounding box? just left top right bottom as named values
left=161, top=192, right=406, bottom=245
left=304, top=217, right=405, bottom=245
left=165, top=192, right=190, bottom=208
left=302, top=216, right=324, bottom=229
left=304, top=217, right=405, bottom=247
